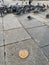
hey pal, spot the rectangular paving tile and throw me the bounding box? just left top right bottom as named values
left=0, top=47, right=5, bottom=65
left=0, top=31, right=4, bottom=46
left=42, top=46, right=49, bottom=60
left=5, top=39, right=48, bottom=65
left=27, top=26, right=49, bottom=47
left=17, top=14, right=44, bottom=28
left=3, top=14, right=22, bottom=30
left=4, top=28, right=31, bottom=45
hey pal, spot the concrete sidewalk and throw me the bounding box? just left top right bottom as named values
left=0, top=13, right=49, bottom=65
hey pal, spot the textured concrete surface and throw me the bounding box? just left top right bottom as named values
left=0, top=13, right=49, bottom=65
left=0, top=47, right=4, bottom=65
left=5, top=39, right=48, bottom=65
left=3, top=14, right=22, bottom=30
left=17, top=14, right=44, bottom=29
left=0, top=17, right=3, bottom=31
left=0, top=1, right=49, bottom=64
left=27, top=26, right=49, bottom=47
left=0, top=31, right=4, bottom=46
left=4, top=28, right=31, bottom=44
left=42, top=46, right=49, bottom=59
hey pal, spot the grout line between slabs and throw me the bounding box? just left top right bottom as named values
left=2, top=16, right=6, bottom=65
left=0, top=37, right=31, bottom=47
left=3, top=25, right=46, bottom=31
left=26, top=25, right=46, bottom=29
left=17, top=18, right=39, bottom=46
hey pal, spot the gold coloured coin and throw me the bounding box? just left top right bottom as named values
left=19, top=50, right=29, bottom=59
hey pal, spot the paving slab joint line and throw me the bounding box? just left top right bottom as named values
left=17, top=18, right=39, bottom=46
left=26, top=25, right=46, bottom=29
left=3, top=27, right=23, bottom=31
left=4, top=51, right=6, bottom=65
left=2, top=16, right=6, bottom=65
left=2, top=17, right=5, bottom=45
left=41, top=48, right=49, bottom=62
left=40, top=44, right=49, bottom=48
left=3, top=38, right=31, bottom=47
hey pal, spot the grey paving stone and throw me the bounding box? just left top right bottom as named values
left=4, top=28, right=31, bottom=45
left=42, top=46, right=49, bottom=60
left=0, top=23, right=3, bottom=31
left=0, top=18, right=3, bottom=30
left=5, top=39, right=48, bottom=65
left=37, top=9, right=49, bottom=26
left=0, top=17, right=2, bottom=23
left=27, top=26, right=49, bottom=47
left=0, top=47, right=5, bottom=65
left=0, top=31, right=4, bottom=46
left=46, top=62, right=49, bottom=65
left=17, top=14, right=44, bottom=28
left=3, top=14, right=22, bottom=30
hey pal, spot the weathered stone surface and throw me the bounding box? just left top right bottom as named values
left=17, top=14, right=44, bottom=28
left=3, top=14, right=22, bottom=30
left=4, top=28, right=31, bottom=45
left=0, top=47, right=5, bottom=65
left=0, top=17, right=3, bottom=30
left=42, top=46, right=49, bottom=60
left=5, top=39, right=48, bottom=65
left=27, top=26, right=49, bottom=47
left=0, top=31, right=4, bottom=46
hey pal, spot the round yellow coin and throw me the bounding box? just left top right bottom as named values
left=19, top=50, right=29, bottom=59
